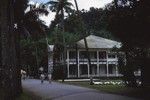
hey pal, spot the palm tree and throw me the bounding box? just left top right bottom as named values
left=45, top=0, right=73, bottom=31
left=45, top=0, right=73, bottom=81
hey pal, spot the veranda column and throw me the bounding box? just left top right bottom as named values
left=115, top=63, right=118, bottom=77
left=87, top=63, right=90, bottom=77
left=77, top=50, right=80, bottom=77
left=97, top=51, right=99, bottom=76
left=106, top=51, right=109, bottom=77
left=115, top=55, right=119, bottom=77
left=67, top=50, right=70, bottom=78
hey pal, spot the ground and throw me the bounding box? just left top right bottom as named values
left=60, top=81, right=150, bottom=100
left=22, top=79, right=141, bottom=100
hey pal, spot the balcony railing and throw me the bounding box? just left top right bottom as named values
left=107, top=58, right=118, bottom=62
left=68, top=58, right=118, bottom=62
left=69, top=59, right=97, bottom=62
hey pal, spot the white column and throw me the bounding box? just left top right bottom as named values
left=97, top=51, right=99, bottom=76
left=87, top=63, right=90, bottom=77
left=77, top=50, right=80, bottom=77
left=48, top=52, right=50, bottom=73
left=115, top=63, right=118, bottom=77
left=67, top=50, right=70, bottom=78
left=106, top=50, right=109, bottom=77
left=48, top=52, right=53, bottom=74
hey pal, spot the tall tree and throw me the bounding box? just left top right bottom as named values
left=18, top=2, right=48, bottom=77
left=0, top=0, right=20, bottom=99
left=45, top=0, right=73, bottom=81
left=0, top=0, right=48, bottom=99
left=46, top=0, right=73, bottom=31
left=64, top=7, right=116, bottom=40
left=107, top=0, right=150, bottom=86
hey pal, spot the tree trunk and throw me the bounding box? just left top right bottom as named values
left=141, top=49, right=150, bottom=87
left=61, top=8, right=67, bottom=82
left=52, top=0, right=67, bottom=81
left=0, top=0, right=2, bottom=97
left=74, top=0, right=92, bottom=76
left=75, top=44, right=78, bottom=77
left=0, top=0, right=21, bottom=99
left=14, top=24, right=22, bottom=96
left=1, top=0, right=12, bottom=99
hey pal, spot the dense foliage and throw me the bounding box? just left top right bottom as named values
left=64, top=7, right=116, bottom=40
left=107, top=0, right=150, bottom=86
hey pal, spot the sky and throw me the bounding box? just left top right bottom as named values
left=30, top=0, right=113, bottom=26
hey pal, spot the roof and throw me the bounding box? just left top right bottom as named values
left=77, top=35, right=121, bottom=49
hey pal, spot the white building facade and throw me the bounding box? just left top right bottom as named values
left=49, top=35, right=123, bottom=78
left=66, top=35, right=122, bottom=78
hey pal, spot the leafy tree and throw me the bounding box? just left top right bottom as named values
left=18, top=3, right=49, bottom=78
left=64, top=7, right=116, bottom=40
left=107, top=0, right=150, bottom=86
left=20, top=37, right=48, bottom=78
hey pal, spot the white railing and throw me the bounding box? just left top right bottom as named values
left=69, top=59, right=76, bottom=62
left=68, top=58, right=118, bottom=62
left=68, top=74, right=123, bottom=78
left=99, top=59, right=107, bottom=61
left=68, top=75, right=77, bottom=77
left=107, top=58, right=118, bottom=62
left=80, top=75, right=88, bottom=77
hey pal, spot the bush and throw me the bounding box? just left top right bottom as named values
left=52, top=64, right=67, bottom=80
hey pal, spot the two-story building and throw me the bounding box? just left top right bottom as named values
left=48, top=35, right=122, bottom=78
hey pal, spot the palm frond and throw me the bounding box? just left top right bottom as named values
left=26, top=8, right=49, bottom=16
left=45, top=1, right=59, bottom=6
left=64, top=6, right=73, bottom=13
left=65, top=1, right=74, bottom=7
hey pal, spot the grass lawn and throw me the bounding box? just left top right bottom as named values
left=15, top=92, right=33, bottom=100
left=16, top=90, right=41, bottom=100
left=60, top=81, right=150, bottom=100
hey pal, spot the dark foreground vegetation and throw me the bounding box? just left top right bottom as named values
left=15, top=90, right=41, bottom=100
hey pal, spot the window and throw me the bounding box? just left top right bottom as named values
left=69, top=51, right=76, bottom=59
left=80, top=51, right=87, bottom=59
left=108, top=54, right=116, bottom=58
left=91, top=65, right=97, bottom=75
left=99, top=64, right=107, bottom=74
left=89, top=51, right=97, bottom=59
left=108, top=64, right=115, bottom=74
left=80, top=64, right=88, bottom=75
left=99, top=51, right=106, bottom=59
left=69, top=65, right=77, bottom=75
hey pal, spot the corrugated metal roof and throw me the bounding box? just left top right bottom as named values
left=77, top=35, right=121, bottom=49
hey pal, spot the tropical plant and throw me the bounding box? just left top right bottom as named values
left=45, top=0, right=73, bottom=31
left=45, top=0, right=73, bottom=81
left=19, top=3, right=49, bottom=77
